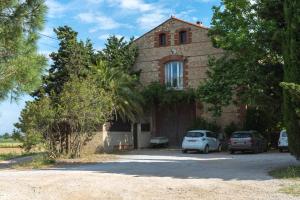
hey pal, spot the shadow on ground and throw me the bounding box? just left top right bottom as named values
left=37, top=149, right=300, bottom=181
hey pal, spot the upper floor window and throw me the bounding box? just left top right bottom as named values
left=165, top=61, right=183, bottom=89
left=179, top=31, right=187, bottom=44
left=159, top=33, right=166, bottom=46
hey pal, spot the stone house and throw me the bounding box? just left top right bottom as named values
left=131, top=16, right=242, bottom=147
left=91, top=17, right=242, bottom=152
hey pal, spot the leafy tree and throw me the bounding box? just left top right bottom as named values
left=0, top=0, right=47, bottom=100
left=15, top=95, right=55, bottom=152
left=17, top=29, right=143, bottom=157
left=12, top=129, right=22, bottom=141
left=282, top=0, right=300, bottom=160
left=2, top=133, right=10, bottom=139
left=57, top=74, right=114, bottom=157
left=197, top=0, right=284, bottom=132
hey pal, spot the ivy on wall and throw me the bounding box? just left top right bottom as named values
left=141, top=82, right=196, bottom=107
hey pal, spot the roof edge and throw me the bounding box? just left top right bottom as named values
left=134, top=16, right=209, bottom=42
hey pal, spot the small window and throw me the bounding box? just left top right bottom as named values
left=179, top=31, right=187, bottom=44
left=165, top=61, right=183, bottom=89
left=159, top=33, right=166, bottom=46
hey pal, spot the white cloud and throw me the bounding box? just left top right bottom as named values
left=85, top=0, right=104, bottom=4
left=108, top=0, right=154, bottom=12
left=98, top=34, right=128, bottom=41
left=45, top=0, right=68, bottom=18
left=77, top=12, right=121, bottom=30
left=137, top=11, right=168, bottom=30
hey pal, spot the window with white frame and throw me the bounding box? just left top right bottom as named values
left=164, top=61, right=183, bottom=89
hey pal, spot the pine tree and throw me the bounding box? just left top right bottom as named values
left=0, top=0, right=47, bottom=100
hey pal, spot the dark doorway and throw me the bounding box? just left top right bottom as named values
left=155, top=103, right=196, bottom=146
left=133, top=123, right=138, bottom=149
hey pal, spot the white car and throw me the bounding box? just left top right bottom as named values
left=182, top=130, right=222, bottom=153
left=278, top=130, right=288, bottom=152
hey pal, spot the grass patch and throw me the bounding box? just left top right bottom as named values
left=0, top=152, right=36, bottom=161
left=56, top=153, right=116, bottom=165
left=279, top=184, right=300, bottom=197
left=12, top=154, right=55, bottom=169
left=270, top=166, right=300, bottom=197
left=269, top=166, right=300, bottom=179
left=0, top=142, right=22, bottom=148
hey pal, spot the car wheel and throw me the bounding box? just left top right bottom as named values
left=230, top=150, right=235, bottom=154
left=279, top=148, right=283, bottom=153
left=203, top=145, right=209, bottom=154
left=218, top=144, right=222, bottom=152
left=182, top=149, right=187, bottom=154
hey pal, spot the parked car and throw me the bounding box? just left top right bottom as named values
left=278, top=130, right=288, bottom=152
left=182, top=130, right=222, bottom=153
left=228, top=130, right=268, bottom=154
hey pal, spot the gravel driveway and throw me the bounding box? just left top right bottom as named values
left=0, top=150, right=299, bottom=200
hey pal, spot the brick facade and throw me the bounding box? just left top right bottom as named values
left=154, top=31, right=171, bottom=47
left=174, top=27, right=192, bottom=45
left=133, top=17, right=241, bottom=130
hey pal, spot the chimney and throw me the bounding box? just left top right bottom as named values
left=196, top=21, right=202, bottom=26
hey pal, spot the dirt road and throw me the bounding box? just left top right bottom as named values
left=0, top=150, right=299, bottom=200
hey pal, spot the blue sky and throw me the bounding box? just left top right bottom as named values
left=0, top=0, right=221, bottom=135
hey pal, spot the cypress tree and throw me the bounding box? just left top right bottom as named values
left=283, top=0, right=300, bottom=159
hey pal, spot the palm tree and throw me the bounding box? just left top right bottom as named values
left=92, top=61, right=144, bottom=122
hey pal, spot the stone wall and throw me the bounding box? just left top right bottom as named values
left=81, top=132, right=104, bottom=155
left=102, top=123, right=134, bottom=152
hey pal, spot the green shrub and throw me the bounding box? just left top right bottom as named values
left=189, top=117, right=220, bottom=132
left=224, top=122, right=238, bottom=138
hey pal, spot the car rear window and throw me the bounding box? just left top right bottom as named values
left=232, top=132, right=252, bottom=138
left=281, top=131, right=287, bottom=137
left=186, top=132, right=204, bottom=137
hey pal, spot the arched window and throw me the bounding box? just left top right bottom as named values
left=159, top=33, right=166, bottom=46
left=165, top=61, right=183, bottom=89
left=179, top=30, right=187, bottom=44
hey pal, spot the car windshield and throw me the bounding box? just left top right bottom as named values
left=186, top=132, right=204, bottom=137
left=232, top=132, right=252, bottom=138
left=281, top=131, right=287, bottom=137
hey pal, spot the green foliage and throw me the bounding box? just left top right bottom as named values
left=224, top=122, right=238, bottom=138
left=243, top=107, right=274, bottom=134
left=196, top=0, right=283, bottom=133
left=2, top=133, right=10, bottom=139
left=189, top=117, right=220, bottom=132
left=34, top=26, right=94, bottom=98
left=282, top=0, right=300, bottom=160
left=12, top=153, right=55, bottom=169
left=142, top=82, right=196, bottom=107
left=17, top=29, right=143, bottom=158
left=91, top=61, right=143, bottom=122
left=281, top=83, right=300, bottom=117
left=0, top=0, right=47, bottom=100
left=98, top=36, right=138, bottom=73
left=11, top=129, right=22, bottom=141
left=269, top=166, right=300, bottom=179
left=15, top=96, right=54, bottom=151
